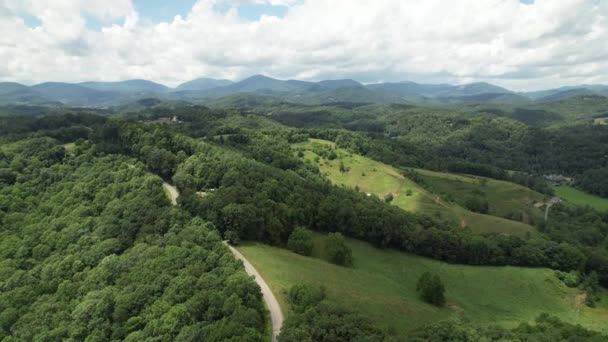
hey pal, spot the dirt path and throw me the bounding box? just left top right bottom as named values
left=162, top=184, right=282, bottom=339
left=223, top=242, right=284, bottom=342
left=162, top=182, right=178, bottom=206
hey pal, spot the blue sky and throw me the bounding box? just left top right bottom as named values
left=133, top=0, right=289, bottom=23
left=19, top=0, right=291, bottom=29
left=133, top=0, right=196, bottom=22
left=20, top=0, right=532, bottom=30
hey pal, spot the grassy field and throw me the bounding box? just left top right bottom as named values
left=554, top=185, right=608, bottom=211
left=239, top=233, right=608, bottom=337
left=294, top=139, right=540, bottom=236
left=416, top=169, right=545, bottom=224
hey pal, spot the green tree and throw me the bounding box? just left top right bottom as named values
left=416, top=272, right=446, bottom=306
left=224, top=230, right=240, bottom=245
left=287, top=227, right=314, bottom=256
left=463, top=195, right=489, bottom=214
left=145, top=148, right=178, bottom=180
left=325, top=233, right=353, bottom=266
left=384, top=193, right=394, bottom=203
left=287, top=284, right=326, bottom=312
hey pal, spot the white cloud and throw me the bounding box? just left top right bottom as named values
left=0, top=0, right=606, bottom=90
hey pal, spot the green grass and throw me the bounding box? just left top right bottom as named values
left=294, top=139, right=538, bottom=236
left=239, top=233, right=608, bottom=338
left=554, top=185, right=608, bottom=211
left=416, top=169, right=545, bottom=225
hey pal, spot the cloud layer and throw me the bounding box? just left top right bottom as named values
left=1, top=0, right=606, bottom=90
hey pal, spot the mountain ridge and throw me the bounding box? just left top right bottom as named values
left=1, top=76, right=607, bottom=107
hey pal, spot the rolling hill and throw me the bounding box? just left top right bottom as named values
left=238, top=232, right=608, bottom=337
left=294, top=138, right=543, bottom=236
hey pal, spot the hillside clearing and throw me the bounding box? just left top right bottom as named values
left=238, top=233, right=608, bottom=337
left=416, top=168, right=545, bottom=225
left=294, top=139, right=539, bottom=236
left=554, top=185, right=608, bottom=211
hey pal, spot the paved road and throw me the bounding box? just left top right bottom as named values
left=223, top=242, right=284, bottom=342
left=162, top=182, right=178, bottom=206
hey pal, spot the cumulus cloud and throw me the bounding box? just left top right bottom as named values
left=0, top=0, right=606, bottom=90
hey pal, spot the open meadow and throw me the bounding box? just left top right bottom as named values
left=238, top=233, right=608, bottom=337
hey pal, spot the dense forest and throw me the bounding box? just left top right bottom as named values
left=0, top=131, right=266, bottom=340
left=1, top=100, right=608, bottom=340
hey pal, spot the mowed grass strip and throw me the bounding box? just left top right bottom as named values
left=238, top=233, right=608, bottom=338
left=554, top=185, right=608, bottom=212
left=294, top=139, right=537, bottom=236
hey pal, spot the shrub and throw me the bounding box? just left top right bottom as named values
left=224, top=230, right=240, bottom=245
left=416, top=272, right=445, bottom=306
left=287, top=227, right=314, bottom=256
left=384, top=193, right=394, bottom=203
left=463, top=195, right=489, bottom=214
left=287, top=284, right=326, bottom=312
left=555, top=271, right=579, bottom=287
left=325, top=233, right=353, bottom=266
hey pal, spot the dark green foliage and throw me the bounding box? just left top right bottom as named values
left=384, top=193, right=394, bottom=203
left=463, top=194, right=489, bottom=214
left=224, top=230, right=241, bottom=245
left=287, top=284, right=326, bottom=312
left=279, top=285, right=389, bottom=342
left=325, top=233, right=353, bottom=266
left=410, top=314, right=608, bottom=341
left=287, top=227, right=314, bottom=256
left=0, top=139, right=266, bottom=341
left=581, top=272, right=601, bottom=307
left=410, top=319, right=483, bottom=341
left=555, top=271, right=580, bottom=288
left=579, top=168, right=608, bottom=198
left=144, top=147, right=178, bottom=180
left=510, top=314, right=608, bottom=341
left=416, top=272, right=446, bottom=306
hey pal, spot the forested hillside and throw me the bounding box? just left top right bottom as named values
left=0, top=135, right=267, bottom=340
left=2, top=102, right=608, bottom=340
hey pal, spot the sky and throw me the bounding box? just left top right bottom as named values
left=0, top=0, right=606, bottom=91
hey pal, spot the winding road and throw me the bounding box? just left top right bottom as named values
left=162, top=182, right=283, bottom=340
left=224, top=242, right=284, bottom=341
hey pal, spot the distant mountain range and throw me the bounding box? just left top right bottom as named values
left=1, top=75, right=607, bottom=108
